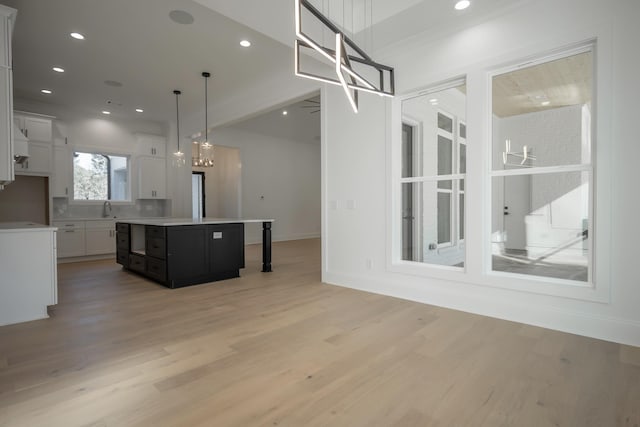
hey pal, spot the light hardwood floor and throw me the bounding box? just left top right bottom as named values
left=0, top=238, right=638, bottom=427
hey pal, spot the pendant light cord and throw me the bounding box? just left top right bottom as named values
left=203, top=72, right=210, bottom=143
left=174, top=90, right=181, bottom=152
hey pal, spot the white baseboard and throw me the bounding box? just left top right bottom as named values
left=57, top=254, right=116, bottom=264
left=323, top=270, right=640, bottom=347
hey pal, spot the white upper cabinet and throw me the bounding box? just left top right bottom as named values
left=0, top=6, right=11, bottom=67
left=136, top=133, right=166, bottom=157
left=138, top=156, right=166, bottom=199
left=15, top=141, right=51, bottom=175
left=0, top=6, right=15, bottom=187
left=14, top=114, right=53, bottom=143
left=52, top=145, right=71, bottom=197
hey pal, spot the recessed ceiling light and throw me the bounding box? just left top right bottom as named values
left=541, top=101, right=550, bottom=106
left=429, top=98, right=438, bottom=103
left=454, top=0, right=471, bottom=10
left=104, top=80, right=123, bottom=88
left=282, top=110, right=288, bottom=116
left=169, top=10, right=194, bottom=25
left=102, top=111, right=111, bottom=115
left=240, top=40, right=251, bottom=47
left=40, top=89, right=52, bottom=94
left=52, top=67, right=65, bottom=73
left=135, top=108, right=144, bottom=113
left=70, top=32, right=85, bottom=40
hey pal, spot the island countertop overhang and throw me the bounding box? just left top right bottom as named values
left=117, top=218, right=274, bottom=227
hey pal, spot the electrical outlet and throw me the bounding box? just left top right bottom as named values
left=365, top=258, right=372, bottom=270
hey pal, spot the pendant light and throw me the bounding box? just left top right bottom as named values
left=192, top=71, right=214, bottom=167
left=172, top=89, right=186, bottom=167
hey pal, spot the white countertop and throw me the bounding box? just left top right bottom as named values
left=0, top=222, right=57, bottom=232
left=118, top=218, right=274, bottom=226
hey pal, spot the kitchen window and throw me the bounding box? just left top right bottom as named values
left=73, top=151, right=130, bottom=201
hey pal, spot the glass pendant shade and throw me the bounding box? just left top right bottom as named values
left=172, top=90, right=186, bottom=168
left=192, top=72, right=214, bottom=168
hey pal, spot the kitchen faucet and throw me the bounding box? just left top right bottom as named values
left=103, top=201, right=112, bottom=218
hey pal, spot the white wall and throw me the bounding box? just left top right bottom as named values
left=209, top=126, right=321, bottom=244
left=322, top=0, right=640, bottom=346
left=194, top=145, right=241, bottom=218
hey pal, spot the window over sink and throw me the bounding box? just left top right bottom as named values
left=73, top=151, right=130, bottom=201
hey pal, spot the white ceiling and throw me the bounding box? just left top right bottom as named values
left=229, top=94, right=321, bottom=144
left=5, top=0, right=523, bottom=138
left=5, top=0, right=299, bottom=125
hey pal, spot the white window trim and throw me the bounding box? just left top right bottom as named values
left=70, top=147, right=134, bottom=205
left=387, top=38, right=612, bottom=304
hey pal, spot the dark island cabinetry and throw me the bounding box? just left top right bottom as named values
left=116, top=222, right=244, bottom=288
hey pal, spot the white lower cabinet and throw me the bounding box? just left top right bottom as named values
left=54, top=221, right=85, bottom=257
left=0, top=226, right=57, bottom=326
left=85, top=220, right=116, bottom=255
left=54, top=220, right=116, bottom=258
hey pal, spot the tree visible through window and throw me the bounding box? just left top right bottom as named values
left=73, top=152, right=129, bottom=201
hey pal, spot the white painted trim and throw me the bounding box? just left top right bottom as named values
left=321, top=85, right=329, bottom=280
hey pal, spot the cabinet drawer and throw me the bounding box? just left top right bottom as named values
left=146, top=237, right=166, bottom=259
left=146, top=225, right=165, bottom=239
left=116, top=232, right=129, bottom=248
left=53, top=221, right=84, bottom=230
left=85, top=220, right=115, bottom=230
left=129, top=253, right=145, bottom=273
left=116, top=250, right=129, bottom=267
left=116, top=223, right=130, bottom=234
left=146, top=257, right=166, bottom=282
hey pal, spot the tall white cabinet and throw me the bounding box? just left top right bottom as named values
left=0, top=5, right=16, bottom=187
left=137, top=133, right=167, bottom=199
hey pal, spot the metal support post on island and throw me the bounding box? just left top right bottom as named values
left=262, top=221, right=272, bottom=272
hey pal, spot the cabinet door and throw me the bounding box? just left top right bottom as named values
left=56, top=228, right=85, bottom=258
left=0, top=15, right=9, bottom=67
left=208, top=224, right=244, bottom=273
left=0, top=66, right=13, bottom=185
left=52, top=146, right=71, bottom=197
left=138, top=156, right=166, bottom=199
left=85, top=228, right=116, bottom=255
left=137, top=134, right=166, bottom=157
left=22, top=116, right=52, bottom=142
left=16, top=142, right=51, bottom=174
left=167, top=225, right=209, bottom=281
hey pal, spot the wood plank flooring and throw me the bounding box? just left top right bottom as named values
left=0, top=238, right=638, bottom=427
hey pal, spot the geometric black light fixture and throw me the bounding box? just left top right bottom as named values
left=294, top=0, right=394, bottom=113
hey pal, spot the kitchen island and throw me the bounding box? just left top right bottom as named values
left=115, top=218, right=274, bottom=288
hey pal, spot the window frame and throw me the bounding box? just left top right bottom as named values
left=387, top=38, right=611, bottom=303
left=393, top=78, right=468, bottom=272
left=486, top=44, right=595, bottom=287
left=70, top=148, right=133, bottom=205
